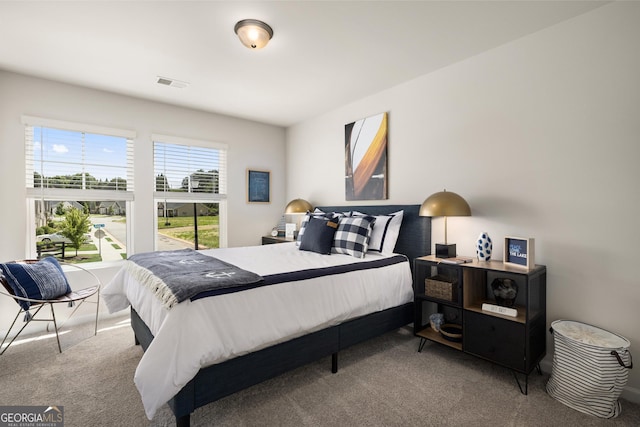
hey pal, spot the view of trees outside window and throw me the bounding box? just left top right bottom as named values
left=27, top=124, right=133, bottom=264
left=27, top=125, right=226, bottom=262
left=35, top=200, right=127, bottom=263
left=29, top=127, right=131, bottom=191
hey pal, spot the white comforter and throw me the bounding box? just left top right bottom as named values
left=101, top=243, right=413, bottom=419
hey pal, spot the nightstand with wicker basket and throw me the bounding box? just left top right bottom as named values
left=413, top=258, right=462, bottom=351
left=413, top=255, right=547, bottom=395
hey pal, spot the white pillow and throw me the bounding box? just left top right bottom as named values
left=352, top=210, right=403, bottom=253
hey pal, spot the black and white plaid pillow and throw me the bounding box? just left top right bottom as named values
left=332, top=215, right=376, bottom=258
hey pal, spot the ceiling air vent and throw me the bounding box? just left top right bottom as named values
left=157, top=76, right=189, bottom=89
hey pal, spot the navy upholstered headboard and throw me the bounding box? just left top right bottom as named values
left=316, top=204, right=431, bottom=268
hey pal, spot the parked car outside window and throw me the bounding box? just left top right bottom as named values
left=36, top=232, right=92, bottom=244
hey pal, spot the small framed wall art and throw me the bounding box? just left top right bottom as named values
left=503, top=236, right=535, bottom=269
left=247, top=169, right=270, bottom=203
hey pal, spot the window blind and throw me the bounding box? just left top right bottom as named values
left=153, top=137, right=227, bottom=201
left=24, top=120, right=135, bottom=201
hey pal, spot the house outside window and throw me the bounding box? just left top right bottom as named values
left=24, top=116, right=135, bottom=264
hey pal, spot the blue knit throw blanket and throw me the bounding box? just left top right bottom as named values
left=125, top=249, right=263, bottom=309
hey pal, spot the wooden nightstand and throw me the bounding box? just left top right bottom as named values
left=261, top=235, right=295, bottom=245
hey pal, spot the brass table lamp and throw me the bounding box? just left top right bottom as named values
left=419, top=190, right=471, bottom=258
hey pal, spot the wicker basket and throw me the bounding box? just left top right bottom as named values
left=425, top=275, right=457, bottom=301
left=440, top=324, right=463, bottom=342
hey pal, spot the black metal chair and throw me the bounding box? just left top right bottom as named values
left=0, top=259, right=100, bottom=354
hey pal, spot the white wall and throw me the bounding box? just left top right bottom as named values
left=286, top=2, right=640, bottom=400
left=0, top=71, right=286, bottom=333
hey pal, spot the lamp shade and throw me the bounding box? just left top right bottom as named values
left=285, top=198, right=312, bottom=214
left=234, top=19, right=273, bottom=49
left=419, top=190, right=471, bottom=217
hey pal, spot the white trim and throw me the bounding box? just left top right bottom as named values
left=153, top=204, right=159, bottom=252
left=125, top=200, right=134, bottom=257
left=26, top=198, right=37, bottom=259
left=218, top=149, right=228, bottom=195
left=27, top=188, right=134, bottom=201
left=21, top=115, right=136, bottom=139
left=218, top=199, right=228, bottom=248
left=622, top=385, right=640, bottom=404
left=152, top=192, right=225, bottom=202
left=151, top=133, right=228, bottom=150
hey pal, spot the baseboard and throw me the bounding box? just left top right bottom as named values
left=538, top=358, right=555, bottom=390
left=1, top=306, right=127, bottom=341
left=621, top=385, right=640, bottom=404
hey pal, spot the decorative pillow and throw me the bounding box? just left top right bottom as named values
left=296, top=209, right=325, bottom=246
left=299, top=217, right=339, bottom=255
left=297, top=209, right=346, bottom=246
left=352, top=210, right=404, bottom=253
left=0, top=257, right=71, bottom=310
left=332, top=215, right=376, bottom=259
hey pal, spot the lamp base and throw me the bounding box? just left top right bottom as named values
left=435, top=243, right=456, bottom=258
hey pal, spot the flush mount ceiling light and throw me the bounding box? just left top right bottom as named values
left=234, top=19, right=273, bottom=49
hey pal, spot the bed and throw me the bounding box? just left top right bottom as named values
left=102, top=204, right=431, bottom=426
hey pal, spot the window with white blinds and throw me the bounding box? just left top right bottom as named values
left=153, top=135, right=227, bottom=251
left=153, top=135, right=227, bottom=201
left=24, top=116, right=135, bottom=201
left=23, top=116, right=135, bottom=263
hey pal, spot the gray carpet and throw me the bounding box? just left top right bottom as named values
left=0, top=313, right=638, bottom=427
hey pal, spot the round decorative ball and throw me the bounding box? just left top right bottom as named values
left=476, top=231, right=492, bottom=261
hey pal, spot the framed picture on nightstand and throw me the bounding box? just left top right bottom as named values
left=504, top=236, right=535, bottom=269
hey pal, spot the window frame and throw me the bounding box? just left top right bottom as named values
left=152, top=134, right=228, bottom=250
left=22, top=115, right=136, bottom=263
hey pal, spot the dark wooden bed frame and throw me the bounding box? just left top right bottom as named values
left=131, top=204, right=431, bottom=426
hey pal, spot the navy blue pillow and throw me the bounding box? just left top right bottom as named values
left=299, top=217, right=339, bottom=255
left=296, top=209, right=344, bottom=246
left=0, top=258, right=71, bottom=310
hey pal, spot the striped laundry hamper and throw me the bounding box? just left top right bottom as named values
left=546, top=320, right=633, bottom=418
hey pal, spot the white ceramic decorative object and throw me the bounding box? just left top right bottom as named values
left=476, top=232, right=492, bottom=261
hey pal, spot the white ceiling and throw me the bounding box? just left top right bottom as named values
left=0, top=1, right=607, bottom=127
